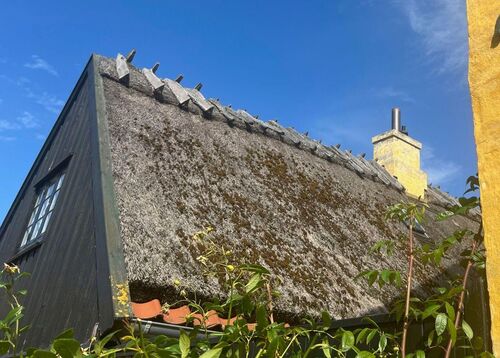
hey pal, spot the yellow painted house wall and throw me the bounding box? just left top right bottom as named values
left=372, top=130, right=428, bottom=198
left=466, top=1, right=500, bottom=354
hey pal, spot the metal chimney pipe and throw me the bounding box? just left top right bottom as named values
left=391, top=108, right=401, bottom=131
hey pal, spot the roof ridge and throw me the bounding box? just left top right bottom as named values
left=426, top=185, right=481, bottom=217
left=99, top=51, right=406, bottom=192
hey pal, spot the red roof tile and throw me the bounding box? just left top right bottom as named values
left=163, top=305, right=191, bottom=325
left=130, top=301, right=266, bottom=332
left=192, top=310, right=221, bottom=328
left=131, top=299, right=162, bottom=319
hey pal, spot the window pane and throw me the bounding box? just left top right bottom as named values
left=49, top=191, right=60, bottom=212
left=34, top=189, right=45, bottom=207
left=38, top=197, right=52, bottom=218
left=31, top=201, right=45, bottom=223
left=46, top=183, right=56, bottom=197
left=21, top=229, right=30, bottom=247
left=56, top=174, right=65, bottom=190
left=28, top=208, right=37, bottom=226
left=31, top=219, right=44, bottom=240
left=41, top=212, right=52, bottom=234
left=26, top=224, right=34, bottom=237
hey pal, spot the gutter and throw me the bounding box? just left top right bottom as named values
left=129, top=313, right=394, bottom=338
left=129, top=318, right=220, bottom=343
left=329, top=313, right=394, bottom=329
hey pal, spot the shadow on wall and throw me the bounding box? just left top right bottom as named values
left=491, top=15, right=500, bottom=48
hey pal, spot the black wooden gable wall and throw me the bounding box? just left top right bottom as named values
left=0, top=57, right=115, bottom=348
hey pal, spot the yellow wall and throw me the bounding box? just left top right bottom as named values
left=466, top=1, right=500, bottom=354
left=372, top=130, right=428, bottom=198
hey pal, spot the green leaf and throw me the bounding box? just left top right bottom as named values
left=199, top=347, right=223, bottom=358
left=0, top=341, right=11, bottom=355
left=444, top=286, right=464, bottom=299
left=256, top=304, right=268, bottom=330
left=356, top=328, right=369, bottom=344
left=379, top=270, right=391, bottom=287
left=241, top=294, right=254, bottom=315
left=378, top=333, right=387, bottom=352
left=437, top=287, right=447, bottom=294
left=358, top=270, right=380, bottom=287
left=370, top=241, right=383, bottom=253
left=436, top=211, right=454, bottom=221
left=422, top=304, right=441, bottom=319
left=357, top=351, right=375, bottom=358
left=341, top=331, right=355, bottom=352
left=435, top=313, right=447, bottom=336
left=427, top=330, right=435, bottom=347
left=19, top=324, right=30, bottom=334
left=322, top=338, right=331, bottom=358
left=239, top=264, right=270, bottom=274
left=436, top=334, right=444, bottom=346
left=366, top=329, right=377, bottom=345
left=54, top=329, right=74, bottom=340
left=52, top=338, right=81, bottom=358
left=226, top=292, right=243, bottom=306
left=99, top=348, right=125, bottom=357
left=4, top=306, right=23, bottom=325
left=25, top=347, right=37, bottom=356
left=445, top=302, right=455, bottom=322
left=17, top=271, right=31, bottom=278
left=179, top=330, right=190, bottom=358
left=472, top=336, right=484, bottom=350
left=370, top=271, right=379, bottom=286
left=321, top=311, right=332, bottom=330
left=32, top=350, right=58, bottom=358
left=415, top=350, right=426, bottom=358
left=479, top=351, right=495, bottom=358
left=245, top=273, right=263, bottom=294
left=94, top=331, right=118, bottom=355
left=447, top=318, right=457, bottom=345
left=361, top=316, right=381, bottom=329
left=393, top=271, right=402, bottom=287
left=433, top=247, right=444, bottom=265
left=266, top=336, right=279, bottom=357
left=462, top=320, right=474, bottom=340
left=465, top=175, right=480, bottom=193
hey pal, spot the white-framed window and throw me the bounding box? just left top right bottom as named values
left=20, top=172, right=65, bottom=247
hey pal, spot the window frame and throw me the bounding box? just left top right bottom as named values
left=17, top=155, right=71, bottom=253
left=20, top=173, right=66, bottom=248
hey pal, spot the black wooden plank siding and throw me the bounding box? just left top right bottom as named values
left=0, top=62, right=102, bottom=348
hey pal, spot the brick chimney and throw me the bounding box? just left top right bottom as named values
left=372, top=108, right=428, bottom=199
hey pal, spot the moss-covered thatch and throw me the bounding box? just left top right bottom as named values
left=95, top=55, right=479, bottom=321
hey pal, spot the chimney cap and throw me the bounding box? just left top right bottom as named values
left=391, top=107, right=401, bottom=131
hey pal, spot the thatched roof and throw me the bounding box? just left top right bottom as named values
left=94, top=54, right=479, bottom=321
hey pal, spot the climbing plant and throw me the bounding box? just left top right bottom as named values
left=358, top=175, right=492, bottom=357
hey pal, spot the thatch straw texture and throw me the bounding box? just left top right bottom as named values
left=96, top=56, right=478, bottom=320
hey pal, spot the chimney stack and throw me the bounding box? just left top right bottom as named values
left=372, top=108, right=428, bottom=199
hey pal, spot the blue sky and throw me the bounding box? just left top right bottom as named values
left=0, top=0, right=477, bottom=221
